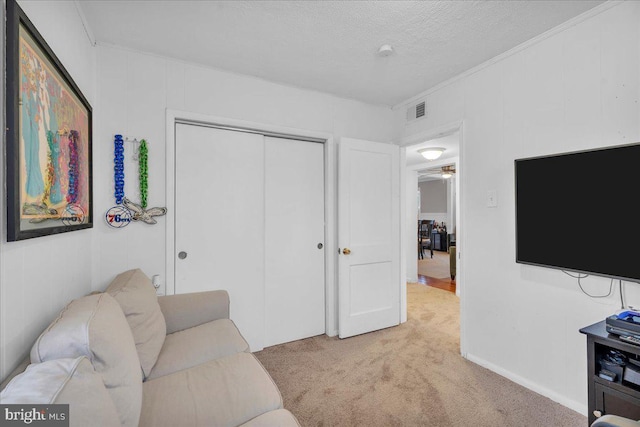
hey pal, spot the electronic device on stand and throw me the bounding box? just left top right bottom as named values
left=606, top=310, right=640, bottom=346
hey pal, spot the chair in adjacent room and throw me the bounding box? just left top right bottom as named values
left=418, top=220, right=434, bottom=259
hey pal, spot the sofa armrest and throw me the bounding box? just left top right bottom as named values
left=158, top=290, right=230, bottom=334
left=0, top=356, right=30, bottom=391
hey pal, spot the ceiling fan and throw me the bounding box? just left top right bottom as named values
left=419, top=165, right=456, bottom=179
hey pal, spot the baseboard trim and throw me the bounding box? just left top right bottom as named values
left=464, top=353, right=587, bottom=416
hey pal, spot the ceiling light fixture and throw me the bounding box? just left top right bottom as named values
left=378, top=44, right=394, bottom=57
left=418, top=147, right=445, bottom=160
left=441, top=165, right=455, bottom=179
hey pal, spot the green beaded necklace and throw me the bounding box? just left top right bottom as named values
left=138, top=139, right=148, bottom=209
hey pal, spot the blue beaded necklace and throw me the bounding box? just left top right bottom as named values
left=105, top=134, right=132, bottom=228
left=113, top=134, right=125, bottom=204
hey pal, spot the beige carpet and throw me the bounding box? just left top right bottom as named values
left=255, top=283, right=586, bottom=427
left=418, top=250, right=451, bottom=280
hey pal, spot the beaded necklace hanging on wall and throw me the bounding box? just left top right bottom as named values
left=105, top=135, right=167, bottom=228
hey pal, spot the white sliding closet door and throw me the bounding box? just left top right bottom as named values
left=175, top=123, right=265, bottom=350
left=174, top=124, right=325, bottom=352
left=264, top=137, right=325, bottom=347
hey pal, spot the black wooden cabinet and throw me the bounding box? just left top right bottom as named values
left=580, top=321, right=640, bottom=425
left=431, top=230, right=448, bottom=251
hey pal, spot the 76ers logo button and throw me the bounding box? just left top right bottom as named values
left=62, top=204, right=86, bottom=226
left=105, top=205, right=132, bottom=228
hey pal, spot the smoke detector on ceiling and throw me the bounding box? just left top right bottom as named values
left=378, top=44, right=394, bottom=57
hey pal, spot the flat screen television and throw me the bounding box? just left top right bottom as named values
left=515, top=143, right=640, bottom=283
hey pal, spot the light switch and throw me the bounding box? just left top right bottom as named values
left=487, top=190, right=497, bottom=207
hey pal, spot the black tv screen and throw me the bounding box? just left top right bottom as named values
left=515, top=143, right=640, bottom=282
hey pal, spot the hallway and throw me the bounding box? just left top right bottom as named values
left=417, top=250, right=455, bottom=293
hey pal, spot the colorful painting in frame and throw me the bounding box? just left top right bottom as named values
left=6, top=0, right=93, bottom=241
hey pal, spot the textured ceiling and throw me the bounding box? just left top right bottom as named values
left=78, top=0, right=605, bottom=106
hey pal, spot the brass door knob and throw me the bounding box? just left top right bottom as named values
left=342, top=248, right=351, bottom=255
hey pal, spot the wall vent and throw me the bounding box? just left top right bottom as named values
left=406, top=100, right=427, bottom=122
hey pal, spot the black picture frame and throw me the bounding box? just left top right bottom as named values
left=6, top=0, right=93, bottom=241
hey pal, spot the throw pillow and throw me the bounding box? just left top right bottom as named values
left=105, top=268, right=167, bottom=379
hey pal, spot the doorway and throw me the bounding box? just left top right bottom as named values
left=405, top=131, right=460, bottom=294
left=417, top=158, right=457, bottom=293
left=401, top=124, right=466, bottom=357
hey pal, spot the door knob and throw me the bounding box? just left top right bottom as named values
left=178, top=251, right=187, bottom=260
left=342, top=248, right=351, bottom=255
left=317, top=243, right=323, bottom=249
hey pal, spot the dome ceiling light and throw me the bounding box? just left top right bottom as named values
left=418, top=147, right=445, bottom=160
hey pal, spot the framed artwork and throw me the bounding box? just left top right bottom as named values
left=6, top=0, right=93, bottom=241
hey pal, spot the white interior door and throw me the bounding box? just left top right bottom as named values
left=264, top=137, right=325, bottom=347
left=175, top=123, right=265, bottom=350
left=338, top=137, right=400, bottom=338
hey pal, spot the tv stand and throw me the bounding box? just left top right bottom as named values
left=580, top=321, right=640, bottom=425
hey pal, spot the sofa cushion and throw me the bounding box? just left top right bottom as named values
left=147, top=318, right=249, bottom=380
left=0, top=357, right=120, bottom=427
left=105, top=268, right=166, bottom=379
left=240, top=409, right=301, bottom=427
left=30, top=293, right=142, bottom=427
left=140, top=353, right=282, bottom=427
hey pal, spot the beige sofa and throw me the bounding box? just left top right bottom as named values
left=0, top=268, right=300, bottom=427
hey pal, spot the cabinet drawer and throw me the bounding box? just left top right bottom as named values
left=595, top=382, right=640, bottom=420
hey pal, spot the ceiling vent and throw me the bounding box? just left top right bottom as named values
left=406, top=100, right=426, bottom=122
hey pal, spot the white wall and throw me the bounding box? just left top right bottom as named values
left=0, top=0, right=96, bottom=381
left=93, top=44, right=399, bottom=295
left=395, top=2, right=640, bottom=413
left=449, top=175, right=456, bottom=235
left=418, top=177, right=456, bottom=229
left=419, top=180, right=447, bottom=212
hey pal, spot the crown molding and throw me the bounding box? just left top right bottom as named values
left=73, top=0, right=97, bottom=47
